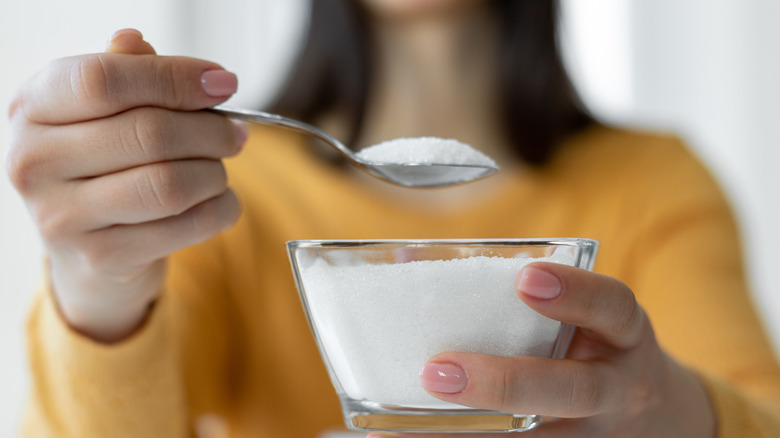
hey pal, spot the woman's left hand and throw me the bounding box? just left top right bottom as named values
left=368, top=262, right=716, bottom=438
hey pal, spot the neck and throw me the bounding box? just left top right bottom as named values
left=355, top=8, right=516, bottom=166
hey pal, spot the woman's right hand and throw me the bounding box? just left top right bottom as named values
left=5, top=29, right=246, bottom=342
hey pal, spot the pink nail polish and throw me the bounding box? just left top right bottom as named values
left=201, top=70, right=238, bottom=97
left=420, top=363, right=468, bottom=393
left=517, top=267, right=561, bottom=299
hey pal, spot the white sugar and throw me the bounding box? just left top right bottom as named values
left=300, top=255, right=564, bottom=409
left=356, top=137, right=497, bottom=168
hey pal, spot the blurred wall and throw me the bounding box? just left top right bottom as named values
left=627, top=0, right=780, bottom=344
left=1, top=0, right=778, bottom=435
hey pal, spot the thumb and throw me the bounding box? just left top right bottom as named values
left=105, top=28, right=157, bottom=54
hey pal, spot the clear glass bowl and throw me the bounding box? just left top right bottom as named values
left=287, top=238, right=598, bottom=433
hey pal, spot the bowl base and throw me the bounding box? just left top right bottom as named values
left=343, top=399, right=541, bottom=433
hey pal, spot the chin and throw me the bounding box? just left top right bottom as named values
left=361, top=0, right=484, bottom=20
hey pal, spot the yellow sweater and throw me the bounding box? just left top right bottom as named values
left=21, top=125, right=780, bottom=437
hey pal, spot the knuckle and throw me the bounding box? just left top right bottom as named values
left=69, top=55, right=111, bottom=105
left=625, top=373, right=661, bottom=415
left=138, top=164, right=188, bottom=216
left=568, top=365, right=604, bottom=415
left=7, top=86, right=27, bottom=121
left=34, top=206, right=74, bottom=243
left=611, top=294, right=641, bottom=343
left=154, top=59, right=185, bottom=108
left=8, top=60, right=58, bottom=122
left=5, top=145, right=33, bottom=194
left=498, top=367, right=524, bottom=411
left=5, top=136, right=45, bottom=195
left=576, top=290, right=601, bottom=325
left=479, top=360, right=526, bottom=413
left=80, top=237, right=121, bottom=272
left=122, top=109, right=175, bottom=160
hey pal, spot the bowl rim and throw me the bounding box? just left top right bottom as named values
left=286, top=237, right=599, bottom=250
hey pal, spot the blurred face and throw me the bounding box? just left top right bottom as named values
left=360, top=0, right=486, bottom=20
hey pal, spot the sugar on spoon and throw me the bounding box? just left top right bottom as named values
left=210, top=106, right=499, bottom=188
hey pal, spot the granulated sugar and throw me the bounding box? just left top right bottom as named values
left=300, top=255, right=565, bottom=408
left=356, top=137, right=497, bottom=168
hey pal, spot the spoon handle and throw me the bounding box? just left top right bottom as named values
left=208, top=105, right=359, bottom=164
left=210, top=105, right=291, bottom=128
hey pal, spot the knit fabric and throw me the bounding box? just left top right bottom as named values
left=21, top=125, right=780, bottom=437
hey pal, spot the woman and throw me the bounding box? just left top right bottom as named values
left=7, top=0, right=780, bottom=436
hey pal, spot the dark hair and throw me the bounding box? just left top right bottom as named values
left=268, top=0, right=593, bottom=166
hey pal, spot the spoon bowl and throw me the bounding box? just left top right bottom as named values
left=365, top=162, right=497, bottom=188
left=209, top=106, right=498, bottom=188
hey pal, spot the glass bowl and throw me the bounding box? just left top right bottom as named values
left=287, top=238, right=598, bottom=433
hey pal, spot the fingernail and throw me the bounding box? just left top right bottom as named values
left=232, top=121, right=248, bottom=149
left=420, top=363, right=468, bottom=393
left=109, top=28, right=143, bottom=42
left=201, top=70, right=238, bottom=97
left=106, top=28, right=143, bottom=48
left=517, top=267, right=561, bottom=299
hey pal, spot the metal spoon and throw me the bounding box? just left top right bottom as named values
left=209, top=106, right=499, bottom=188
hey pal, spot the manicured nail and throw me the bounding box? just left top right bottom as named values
left=201, top=70, right=238, bottom=97
left=232, top=121, right=248, bottom=149
left=420, top=363, right=468, bottom=393
left=517, top=266, right=561, bottom=299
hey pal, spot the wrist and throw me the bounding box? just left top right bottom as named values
left=56, top=293, right=157, bottom=343
left=48, top=257, right=166, bottom=343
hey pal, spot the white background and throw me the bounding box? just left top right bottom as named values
left=1, top=1, right=778, bottom=435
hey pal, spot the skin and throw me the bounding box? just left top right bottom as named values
left=6, top=30, right=244, bottom=342
left=368, top=263, right=716, bottom=437
left=5, top=2, right=718, bottom=436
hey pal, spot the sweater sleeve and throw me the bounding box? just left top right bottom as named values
left=20, top=276, right=188, bottom=437
left=702, top=374, right=780, bottom=437
left=618, top=138, right=780, bottom=437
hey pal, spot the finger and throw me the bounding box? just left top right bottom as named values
left=10, top=52, right=237, bottom=125
left=78, top=189, right=241, bottom=270
left=30, top=160, right=232, bottom=242
left=75, top=159, right=229, bottom=229
left=516, top=263, right=648, bottom=350
left=419, top=354, right=618, bottom=418
left=16, top=108, right=246, bottom=182
left=104, top=28, right=157, bottom=55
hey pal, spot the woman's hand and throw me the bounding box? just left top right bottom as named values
left=5, top=29, right=245, bottom=342
left=369, top=262, right=716, bottom=437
